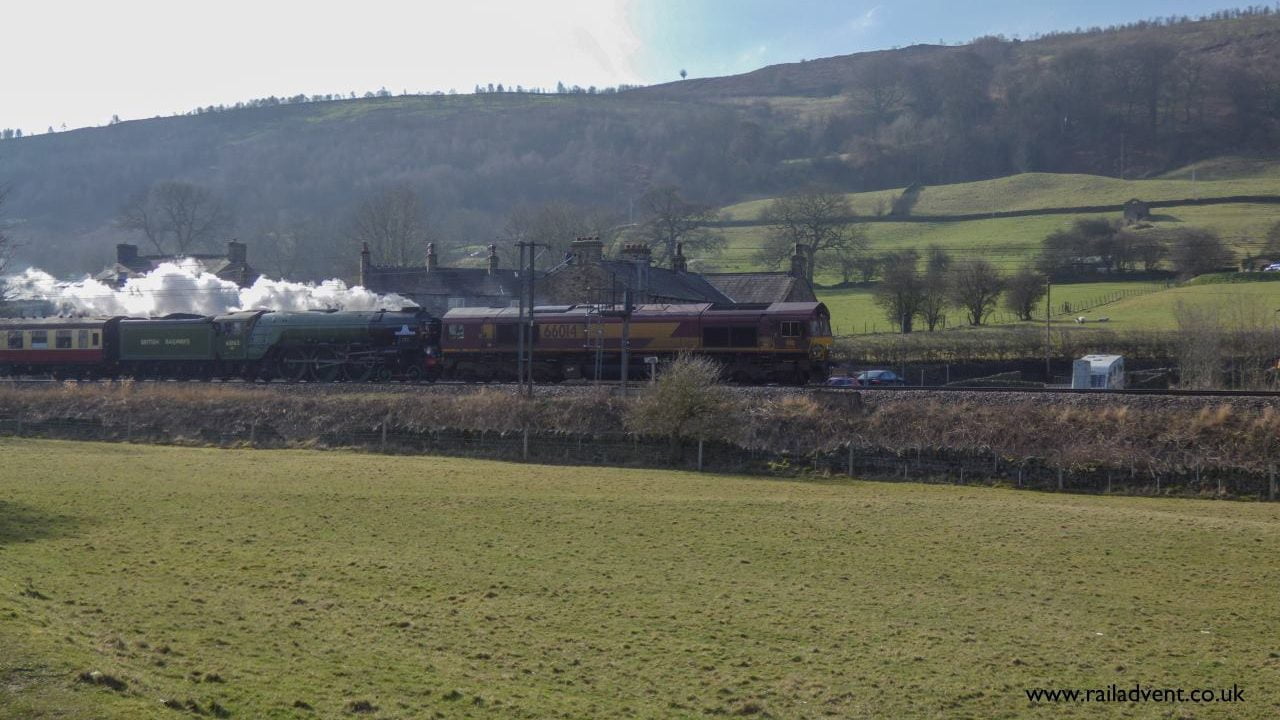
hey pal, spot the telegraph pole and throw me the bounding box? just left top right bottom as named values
left=515, top=240, right=544, bottom=398
left=516, top=241, right=527, bottom=392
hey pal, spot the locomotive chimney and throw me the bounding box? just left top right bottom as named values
left=790, top=243, right=809, bottom=280
left=672, top=242, right=687, bottom=273
left=487, top=243, right=499, bottom=274
left=425, top=242, right=438, bottom=271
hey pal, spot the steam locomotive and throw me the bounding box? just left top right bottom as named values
left=0, top=301, right=831, bottom=384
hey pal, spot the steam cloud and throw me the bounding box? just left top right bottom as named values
left=3, top=260, right=417, bottom=317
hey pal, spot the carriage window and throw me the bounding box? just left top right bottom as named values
left=30, top=331, right=48, bottom=349
left=730, top=327, right=758, bottom=348
left=7, top=331, right=22, bottom=350
left=78, top=330, right=89, bottom=348
left=447, top=324, right=465, bottom=340
left=56, top=330, right=73, bottom=349
left=810, top=319, right=830, bottom=337
left=702, top=327, right=731, bottom=346
left=780, top=321, right=803, bottom=338
left=92, top=332, right=101, bottom=347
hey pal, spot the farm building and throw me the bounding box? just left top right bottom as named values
left=1071, top=354, right=1125, bottom=390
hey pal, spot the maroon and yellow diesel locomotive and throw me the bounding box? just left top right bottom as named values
left=440, top=301, right=832, bottom=384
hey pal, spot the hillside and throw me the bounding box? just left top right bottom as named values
left=2, top=9, right=1280, bottom=278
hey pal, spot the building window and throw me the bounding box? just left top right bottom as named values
left=448, top=324, right=465, bottom=340
left=30, top=331, right=48, bottom=349
left=56, top=330, right=73, bottom=349
left=780, top=321, right=803, bottom=338
left=448, top=297, right=467, bottom=309
left=7, top=331, right=22, bottom=350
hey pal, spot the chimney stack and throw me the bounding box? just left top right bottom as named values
left=487, top=243, right=499, bottom=274
left=790, top=243, right=809, bottom=280
left=621, top=242, right=652, bottom=266
left=226, top=239, right=247, bottom=266
left=359, top=242, right=371, bottom=286
left=116, top=243, right=139, bottom=266
left=672, top=242, right=687, bottom=272
left=425, top=242, right=438, bottom=271
left=569, top=236, right=603, bottom=265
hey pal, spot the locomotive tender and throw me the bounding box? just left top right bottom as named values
left=0, top=301, right=831, bottom=384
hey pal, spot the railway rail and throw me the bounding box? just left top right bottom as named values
left=5, top=376, right=1280, bottom=398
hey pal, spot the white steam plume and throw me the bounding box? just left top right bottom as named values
left=3, top=260, right=417, bottom=317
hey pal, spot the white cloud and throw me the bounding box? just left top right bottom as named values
left=849, top=5, right=883, bottom=32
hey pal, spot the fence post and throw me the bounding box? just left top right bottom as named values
left=847, top=443, right=854, bottom=477
left=15, top=413, right=22, bottom=437
left=126, top=418, right=132, bottom=443
left=1270, top=466, right=1276, bottom=502
left=522, top=427, right=529, bottom=461
left=249, top=420, right=257, bottom=447
left=959, top=467, right=965, bottom=485
left=1106, top=473, right=1112, bottom=494
left=380, top=415, right=389, bottom=452
left=697, top=438, right=704, bottom=471
left=1016, top=466, right=1022, bottom=487
left=1057, top=467, right=1064, bottom=491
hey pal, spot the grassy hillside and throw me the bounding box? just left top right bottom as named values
left=722, top=158, right=1280, bottom=221
left=4, top=10, right=1280, bottom=278
left=4, top=439, right=1279, bottom=718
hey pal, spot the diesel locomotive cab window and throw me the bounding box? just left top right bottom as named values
left=448, top=324, right=465, bottom=340
left=496, top=323, right=518, bottom=345
left=730, top=327, right=758, bottom=348
left=780, top=321, right=803, bottom=338
left=7, top=331, right=22, bottom=349
left=702, top=327, right=731, bottom=346
left=29, top=331, right=47, bottom=349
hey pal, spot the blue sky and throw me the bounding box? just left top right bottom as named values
left=0, top=0, right=1251, bottom=134
left=628, top=0, right=1247, bottom=81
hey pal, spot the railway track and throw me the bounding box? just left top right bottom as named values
left=6, top=376, right=1280, bottom=398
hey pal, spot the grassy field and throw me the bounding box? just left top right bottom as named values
left=3, top=440, right=1280, bottom=718
left=721, top=157, right=1280, bottom=221
left=820, top=280, right=1172, bottom=335
left=706, top=158, right=1280, bottom=282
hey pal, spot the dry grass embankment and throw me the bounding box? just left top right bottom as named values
left=3, top=382, right=1280, bottom=495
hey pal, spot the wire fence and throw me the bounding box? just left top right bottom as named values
left=1, top=416, right=1275, bottom=502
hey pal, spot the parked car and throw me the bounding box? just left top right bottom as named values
left=855, top=369, right=906, bottom=386
left=824, top=375, right=859, bottom=387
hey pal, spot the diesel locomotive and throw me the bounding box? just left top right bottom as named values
left=0, top=301, right=831, bottom=384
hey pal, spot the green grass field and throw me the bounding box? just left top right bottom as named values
left=820, top=281, right=1172, bottom=335
left=3, top=440, right=1279, bottom=718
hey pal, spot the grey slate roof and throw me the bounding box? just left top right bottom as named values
left=366, top=266, right=521, bottom=299
left=704, top=272, right=809, bottom=304
left=596, top=261, right=733, bottom=304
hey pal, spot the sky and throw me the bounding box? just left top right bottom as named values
left=0, top=0, right=1248, bottom=135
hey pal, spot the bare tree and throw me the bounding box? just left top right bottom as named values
left=874, top=249, right=924, bottom=333
left=117, top=181, right=232, bottom=255
left=637, top=186, right=723, bottom=265
left=1168, top=228, right=1232, bottom=278
left=854, top=55, right=906, bottom=130
left=816, top=224, right=871, bottom=284
left=1003, top=266, right=1047, bottom=321
left=948, top=259, right=1004, bottom=326
left=154, top=181, right=233, bottom=254
left=0, top=186, right=13, bottom=300
left=757, top=189, right=862, bottom=283
left=0, top=186, right=12, bottom=277
left=918, top=246, right=952, bottom=331
left=503, top=202, right=620, bottom=270
left=352, top=185, right=432, bottom=266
